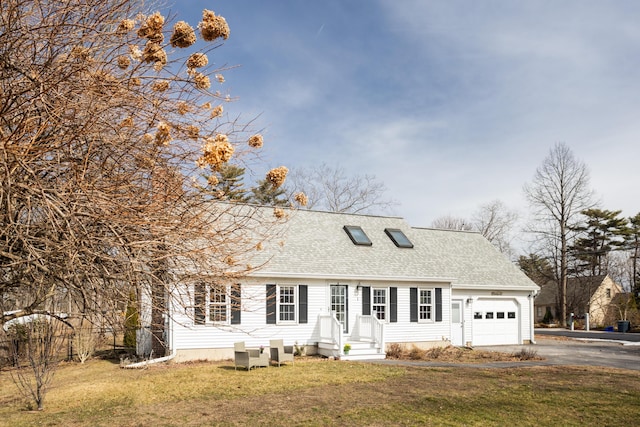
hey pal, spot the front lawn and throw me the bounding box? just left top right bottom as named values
left=1, top=357, right=639, bottom=426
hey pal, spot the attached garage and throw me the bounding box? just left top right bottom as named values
left=471, top=298, right=520, bottom=345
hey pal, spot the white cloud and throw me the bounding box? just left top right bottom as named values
left=182, top=0, right=640, bottom=235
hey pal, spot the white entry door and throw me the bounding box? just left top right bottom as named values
left=451, top=300, right=464, bottom=346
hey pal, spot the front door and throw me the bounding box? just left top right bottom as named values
left=451, top=300, right=464, bottom=346
left=330, top=285, right=348, bottom=333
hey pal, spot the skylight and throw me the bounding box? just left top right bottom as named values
left=385, top=228, right=414, bottom=248
left=343, top=225, right=372, bottom=246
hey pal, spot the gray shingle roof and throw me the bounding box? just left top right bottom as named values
left=252, top=208, right=538, bottom=291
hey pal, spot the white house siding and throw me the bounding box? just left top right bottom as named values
left=169, top=279, right=458, bottom=361
left=170, top=279, right=327, bottom=361
left=380, top=285, right=452, bottom=346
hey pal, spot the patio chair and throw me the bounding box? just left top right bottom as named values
left=234, top=341, right=269, bottom=370
left=269, top=339, right=294, bottom=367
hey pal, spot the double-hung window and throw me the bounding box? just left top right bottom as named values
left=279, top=285, right=296, bottom=322
left=209, top=287, right=228, bottom=322
left=410, top=287, right=442, bottom=323
left=195, top=283, right=240, bottom=325
left=372, top=288, right=386, bottom=320
left=419, top=289, right=433, bottom=321
left=266, top=284, right=308, bottom=325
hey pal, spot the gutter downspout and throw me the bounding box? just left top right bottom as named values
left=529, top=290, right=537, bottom=345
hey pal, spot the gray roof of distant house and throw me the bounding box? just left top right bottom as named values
left=251, top=208, right=538, bottom=291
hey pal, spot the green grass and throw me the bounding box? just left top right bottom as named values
left=1, top=358, right=639, bottom=426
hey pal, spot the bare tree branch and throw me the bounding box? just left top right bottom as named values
left=285, top=163, right=396, bottom=214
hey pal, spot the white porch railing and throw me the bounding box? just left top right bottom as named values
left=318, top=313, right=344, bottom=354
left=354, top=314, right=385, bottom=353
left=319, top=313, right=385, bottom=355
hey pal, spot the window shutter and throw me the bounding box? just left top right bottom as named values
left=299, top=285, right=308, bottom=324
left=435, top=287, right=442, bottom=322
left=362, top=286, right=371, bottom=315
left=390, top=287, right=398, bottom=323
left=266, top=284, right=276, bottom=324
left=410, top=287, right=418, bottom=322
left=194, top=283, right=205, bottom=325
left=230, top=284, right=241, bottom=325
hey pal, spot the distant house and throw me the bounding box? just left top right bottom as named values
left=534, top=275, right=622, bottom=326
left=139, top=207, right=539, bottom=362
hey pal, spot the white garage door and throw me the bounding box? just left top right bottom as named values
left=472, top=299, right=520, bottom=345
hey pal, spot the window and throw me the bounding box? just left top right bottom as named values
left=507, top=312, right=516, bottom=319
left=372, top=288, right=386, bottom=320
left=209, top=287, right=227, bottom=322
left=266, top=284, right=308, bottom=325
left=279, top=285, right=296, bottom=322
left=385, top=228, right=414, bottom=248
left=474, top=312, right=482, bottom=319
left=343, top=225, right=372, bottom=246
left=606, top=288, right=611, bottom=298
left=496, top=312, right=505, bottom=319
left=485, top=312, right=494, bottom=319
left=410, top=287, right=442, bottom=323
left=419, top=289, right=433, bottom=321
left=194, top=283, right=236, bottom=325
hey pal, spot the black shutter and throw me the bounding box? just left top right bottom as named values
left=194, top=283, right=205, bottom=325
left=410, top=287, right=418, bottom=322
left=230, top=284, right=241, bottom=325
left=435, top=288, right=442, bottom=322
left=362, top=286, right=371, bottom=315
left=390, top=287, right=398, bottom=323
left=266, top=284, right=276, bottom=324
left=299, top=285, right=308, bottom=324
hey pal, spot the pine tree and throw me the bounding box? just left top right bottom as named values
left=250, top=178, right=289, bottom=206
left=207, top=164, right=250, bottom=202
left=627, top=213, right=640, bottom=302
left=570, top=209, right=629, bottom=276
left=123, top=290, right=139, bottom=349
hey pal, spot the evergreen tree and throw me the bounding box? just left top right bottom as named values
left=250, top=178, right=289, bottom=206
left=517, top=253, right=555, bottom=284
left=206, top=164, right=251, bottom=202
left=570, top=209, right=629, bottom=276
left=627, top=213, right=640, bottom=302
left=123, top=290, right=139, bottom=349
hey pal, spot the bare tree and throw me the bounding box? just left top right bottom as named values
left=430, top=200, right=518, bottom=257
left=471, top=200, right=519, bottom=257
left=6, top=317, right=71, bottom=410
left=524, top=143, right=595, bottom=326
left=285, top=163, right=395, bottom=214
left=430, top=215, right=473, bottom=231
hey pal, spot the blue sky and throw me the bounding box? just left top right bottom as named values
left=173, top=1, right=640, bottom=237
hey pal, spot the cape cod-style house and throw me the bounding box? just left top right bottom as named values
left=138, top=207, right=539, bottom=362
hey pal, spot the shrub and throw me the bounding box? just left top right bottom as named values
left=408, top=345, right=427, bottom=360
left=74, top=327, right=96, bottom=364
left=385, top=343, right=405, bottom=359
left=512, top=348, right=539, bottom=361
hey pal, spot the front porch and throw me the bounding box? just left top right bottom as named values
left=317, top=313, right=387, bottom=360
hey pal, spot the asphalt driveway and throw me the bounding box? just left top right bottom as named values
left=478, top=329, right=640, bottom=371
left=372, top=329, right=640, bottom=370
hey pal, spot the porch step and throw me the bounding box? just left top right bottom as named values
left=318, top=340, right=386, bottom=361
